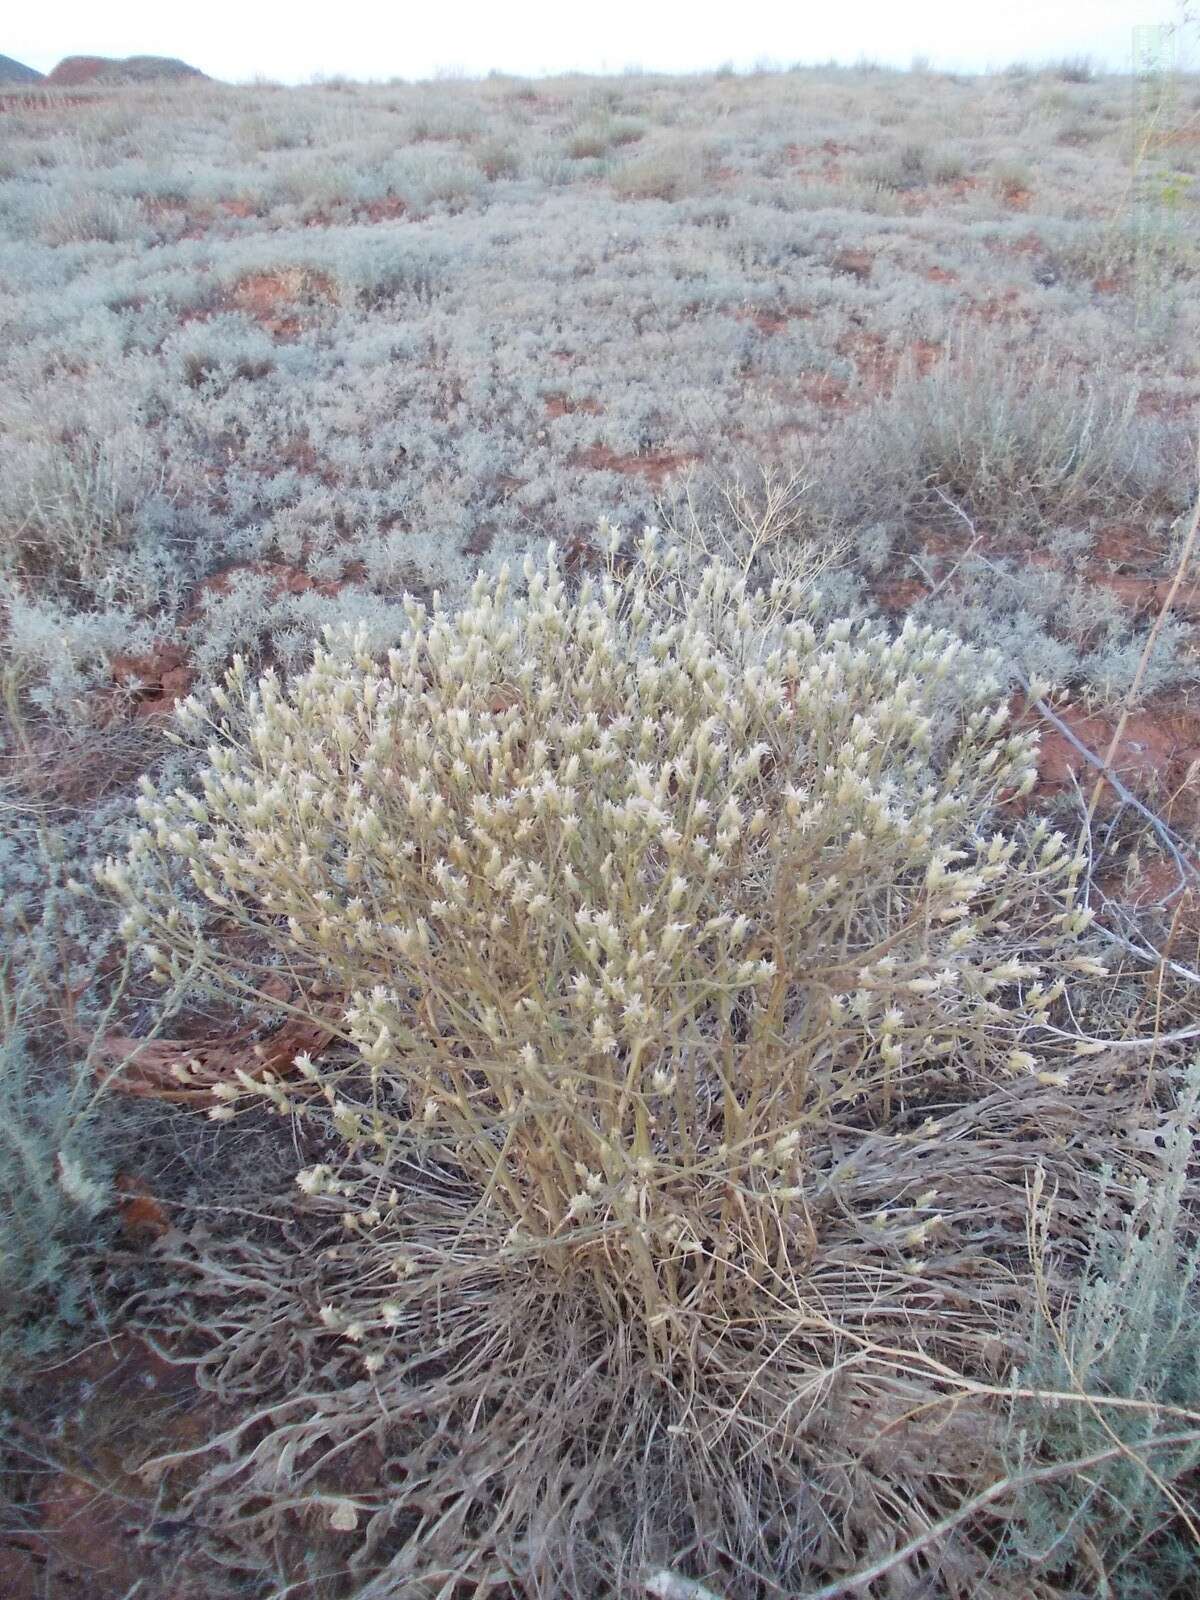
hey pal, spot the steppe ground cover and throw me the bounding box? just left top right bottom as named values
left=1, top=57, right=1200, bottom=1599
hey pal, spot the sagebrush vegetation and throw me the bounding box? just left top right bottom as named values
left=2, top=56, right=1200, bottom=1600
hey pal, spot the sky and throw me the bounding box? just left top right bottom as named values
left=7, top=0, right=1194, bottom=84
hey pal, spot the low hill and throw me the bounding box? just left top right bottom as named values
left=0, top=53, right=43, bottom=82
left=46, top=55, right=206, bottom=86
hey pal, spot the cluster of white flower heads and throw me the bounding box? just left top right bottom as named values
left=102, top=530, right=1091, bottom=1338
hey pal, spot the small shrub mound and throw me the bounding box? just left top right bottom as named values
left=1003, top=1075, right=1200, bottom=1598
left=825, top=346, right=1188, bottom=535
left=1, top=878, right=114, bottom=1383
left=105, top=535, right=1124, bottom=1595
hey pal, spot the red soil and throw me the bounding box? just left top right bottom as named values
left=1104, top=855, right=1200, bottom=954
left=44, top=56, right=110, bottom=86
left=972, top=287, right=1027, bottom=323
left=795, top=371, right=853, bottom=409
left=873, top=577, right=931, bottom=611
left=830, top=248, right=873, bottom=281
left=740, top=309, right=790, bottom=334
left=4, top=1336, right=221, bottom=1600
left=1027, top=528, right=1200, bottom=620
left=1000, top=185, right=1033, bottom=210
left=221, top=269, right=336, bottom=337
left=46, top=55, right=206, bottom=86
left=574, top=444, right=698, bottom=485
left=194, top=559, right=344, bottom=607
left=114, top=1171, right=171, bottom=1241
left=1092, top=574, right=1200, bottom=618
left=835, top=330, right=942, bottom=393
left=1151, top=124, right=1200, bottom=147
left=358, top=195, right=409, bottom=223
left=1091, top=522, right=1160, bottom=567
left=108, top=643, right=193, bottom=718
left=545, top=394, right=604, bottom=417
left=1018, top=698, right=1200, bottom=819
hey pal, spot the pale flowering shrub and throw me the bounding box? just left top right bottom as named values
left=103, top=531, right=1092, bottom=1353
